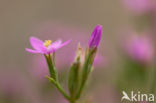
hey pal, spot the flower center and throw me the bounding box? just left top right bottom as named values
left=44, top=40, right=52, bottom=48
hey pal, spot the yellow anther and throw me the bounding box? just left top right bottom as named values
left=44, top=40, right=52, bottom=48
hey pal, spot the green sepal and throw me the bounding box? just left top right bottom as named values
left=81, top=48, right=97, bottom=85
left=68, top=59, right=80, bottom=99
left=76, top=47, right=97, bottom=99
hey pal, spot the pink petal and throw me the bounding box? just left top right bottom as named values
left=48, top=39, right=62, bottom=51
left=25, top=48, right=42, bottom=53
left=39, top=46, right=48, bottom=54
left=55, top=40, right=71, bottom=49
left=30, top=37, right=44, bottom=51
left=52, top=39, right=62, bottom=47
left=48, top=40, right=70, bottom=52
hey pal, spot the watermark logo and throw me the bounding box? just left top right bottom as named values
left=121, top=91, right=154, bottom=102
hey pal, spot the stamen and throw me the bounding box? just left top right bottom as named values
left=44, top=40, right=52, bottom=48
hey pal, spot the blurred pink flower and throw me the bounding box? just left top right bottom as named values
left=0, top=71, right=25, bottom=96
left=94, top=54, right=107, bottom=68
left=122, top=0, right=154, bottom=14
left=124, top=32, right=154, bottom=64
left=0, top=69, right=42, bottom=103
left=91, top=85, right=118, bottom=103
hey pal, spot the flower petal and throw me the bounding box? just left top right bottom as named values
left=48, top=39, right=62, bottom=51
left=54, top=40, right=71, bottom=49
left=39, top=46, right=48, bottom=54
left=52, top=39, right=62, bottom=47
left=59, top=40, right=71, bottom=48
left=30, top=37, right=44, bottom=50
left=25, top=48, right=43, bottom=54
left=48, top=40, right=70, bottom=52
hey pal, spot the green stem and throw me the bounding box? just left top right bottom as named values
left=44, top=54, right=58, bottom=81
left=50, top=53, right=59, bottom=81
left=150, top=66, right=156, bottom=94
left=76, top=83, right=83, bottom=100
left=70, top=100, right=76, bottom=103
left=53, top=52, right=56, bottom=65
left=76, top=48, right=96, bottom=99
left=46, top=76, right=70, bottom=101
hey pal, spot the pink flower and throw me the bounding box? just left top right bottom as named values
left=122, top=0, right=154, bottom=14
left=28, top=22, right=107, bottom=80
left=124, top=32, right=154, bottom=64
left=0, top=69, right=43, bottom=103
left=26, top=37, right=70, bottom=54
left=93, top=54, right=107, bottom=68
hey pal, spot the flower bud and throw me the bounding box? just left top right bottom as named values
left=88, top=25, right=102, bottom=48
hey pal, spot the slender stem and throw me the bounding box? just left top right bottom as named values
left=53, top=52, right=56, bottom=65
left=46, top=76, right=70, bottom=101
left=76, top=76, right=87, bottom=100
left=44, top=54, right=58, bottom=81
left=150, top=66, right=156, bottom=94
left=76, top=48, right=96, bottom=100
left=49, top=53, right=59, bottom=81
left=70, top=100, right=76, bottom=103
left=76, top=51, right=91, bottom=99
left=44, top=54, right=53, bottom=77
